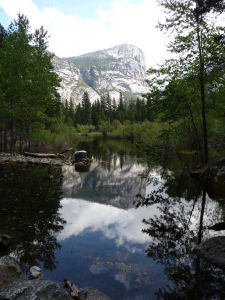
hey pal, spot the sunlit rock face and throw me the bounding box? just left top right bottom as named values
left=62, top=158, right=148, bottom=209
left=52, top=56, right=100, bottom=105
left=52, top=44, right=149, bottom=105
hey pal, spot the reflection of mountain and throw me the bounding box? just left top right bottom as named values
left=62, top=158, right=148, bottom=209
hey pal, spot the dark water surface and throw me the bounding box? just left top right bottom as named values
left=1, top=139, right=225, bottom=299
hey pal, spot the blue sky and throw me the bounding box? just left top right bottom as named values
left=0, top=0, right=168, bottom=67
left=0, top=7, right=11, bottom=27
left=33, top=0, right=114, bottom=19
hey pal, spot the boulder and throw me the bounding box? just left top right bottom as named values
left=199, top=236, right=225, bottom=269
left=0, top=279, right=71, bottom=300
left=29, top=266, right=43, bottom=279
left=86, top=288, right=111, bottom=300
left=0, top=256, right=21, bottom=288
left=74, top=151, right=88, bottom=163
left=191, top=158, right=225, bottom=198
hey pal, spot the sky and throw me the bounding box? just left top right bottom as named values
left=0, top=0, right=169, bottom=68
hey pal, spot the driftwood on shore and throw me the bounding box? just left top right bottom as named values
left=60, top=148, right=74, bottom=154
left=64, top=279, right=80, bottom=299
left=24, top=151, right=65, bottom=159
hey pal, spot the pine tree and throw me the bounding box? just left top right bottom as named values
left=81, top=92, right=92, bottom=125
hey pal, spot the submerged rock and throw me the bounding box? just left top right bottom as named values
left=0, top=256, right=21, bottom=288
left=75, top=162, right=90, bottom=172
left=200, top=236, right=225, bottom=269
left=0, top=279, right=71, bottom=300
left=0, top=235, right=14, bottom=249
left=191, top=158, right=225, bottom=198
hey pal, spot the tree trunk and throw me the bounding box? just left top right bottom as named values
left=187, top=101, right=203, bottom=162
left=10, top=117, right=14, bottom=154
left=197, top=24, right=208, bottom=164
left=0, top=123, right=2, bottom=152
left=197, top=190, right=206, bottom=245
left=3, top=120, right=8, bottom=152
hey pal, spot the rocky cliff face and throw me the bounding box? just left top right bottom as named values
left=52, top=56, right=100, bottom=104
left=53, top=44, right=149, bottom=104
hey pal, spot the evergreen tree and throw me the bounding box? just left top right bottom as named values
left=0, top=14, right=60, bottom=152
left=81, top=92, right=92, bottom=125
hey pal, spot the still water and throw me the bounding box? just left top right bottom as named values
left=0, top=139, right=225, bottom=299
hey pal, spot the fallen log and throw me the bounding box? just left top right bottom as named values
left=60, top=148, right=74, bottom=154
left=23, top=151, right=65, bottom=159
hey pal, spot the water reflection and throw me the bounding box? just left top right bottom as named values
left=0, top=164, right=65, bottom=271
left=136, top=165, right=225, bottom=299
left=1, top=139, right=225, bottom=299
left=58, top=198, right=158, bottom=246
left=62, top=157, right=147, bottom=209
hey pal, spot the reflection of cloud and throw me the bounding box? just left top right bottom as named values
left=59, top=198, right=158, bottom=247
left=114, top=273, right=131, bottom=290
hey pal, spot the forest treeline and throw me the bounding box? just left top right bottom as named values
left=63, top=92, right=152, bottom=127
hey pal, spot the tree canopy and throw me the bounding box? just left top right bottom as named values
left=0, top=14, right=60, bottom=153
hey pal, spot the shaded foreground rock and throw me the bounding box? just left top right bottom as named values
left=0, top=279, right=71, bottom=300
left=0, top=279, right=112, bottom=300
left=191, top=158, right=225, bottom=198
left=86, top=288, right=111, bottom=300
left=0, top=256, right=21, bottom=288
left=0, top=257, right=111, bottom=300
left=200, top=236, right=225, bottom=269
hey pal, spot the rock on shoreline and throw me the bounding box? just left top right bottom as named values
left=0, top=256, right=21, bottom=289
left=0, top=153, right=66, bottom=167
left=0, top=255, right=111, bottom=300
left=0, top=279, right=72, bottom=300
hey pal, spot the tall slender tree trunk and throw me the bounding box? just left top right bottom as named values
left=187, top=101, right=203, bottom=162
left=197, top=23, right=209, bottom=164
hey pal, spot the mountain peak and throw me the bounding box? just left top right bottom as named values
left=104, top=43, right=143, bottom=60
left=53, top=44, right=149, bottom=105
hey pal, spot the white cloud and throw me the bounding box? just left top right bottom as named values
left=0, top=0, right=169, bottom=67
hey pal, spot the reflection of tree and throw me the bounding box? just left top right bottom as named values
left=73, top=138, right=141, bottom=170
left=136, top=168, right=225, bottom=299
left=0, top=164, right=65, bottom=271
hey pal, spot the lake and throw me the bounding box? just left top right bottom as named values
left=1, top=139, right=225, bottom=299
